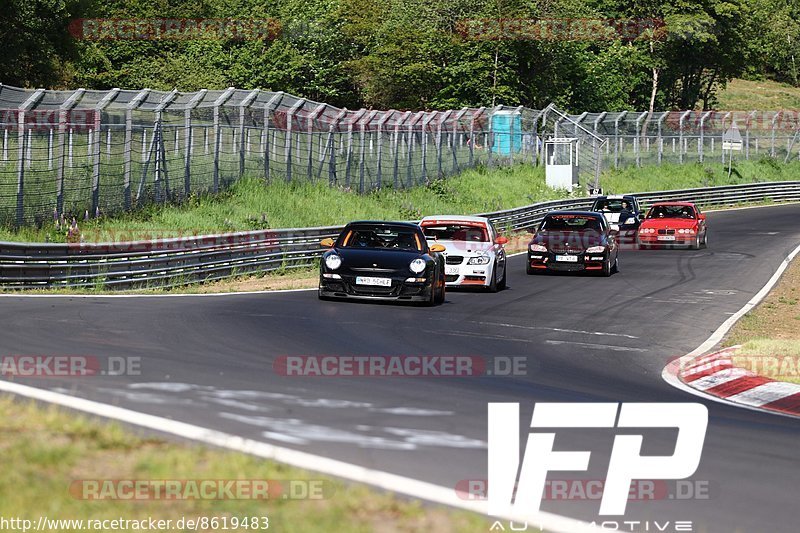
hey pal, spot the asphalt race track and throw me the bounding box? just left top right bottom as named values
left=2, top=204, right=800, bottom=532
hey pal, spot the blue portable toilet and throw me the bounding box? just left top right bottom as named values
left=491, top=110, right=522, bottom=155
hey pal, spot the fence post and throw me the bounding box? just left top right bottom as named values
left=591, top=111, right=606, bottom=168
left=771, top=112, right=781, bottom=158
left=151, top=90, right=177, bottom=204
left=121, top=89, right=150, bottom=210
left=469, top=107, right=485, bottom=167
left=677, top=110, right=690, bottom=164
left=358, top=110, right=378, bottom=192
left=238, top=89, right=260, bottom=179
left=284, top=99, right=306, bottom=183
left=56, top=88, right=85, bottom=216
left=698, top=111, right=711, bottom=163
left=436, top=110, right=452, bottom=177
left=720, top=112, right=731, bottom=164
left=180, top=89, right=207, bottom=199
left=306, top=103, right=326, bottom=181
left=376, top=110, right=393, bottom=189
left=261, top=92, right=284, bottom=183
left=452, top=107, right=469, bottom=172
left=487, top=105, right=502, bottom=167
left=324, top=108, right=347, bottom=186
left=212, top=87, right=235, bottom=193
left=421, top=112, right=436, bottom=180
left=394, top=111, right=410, bottom=188
left=613, top=111, right=627, bottom=168
left=344, top=108, right=366, bottom=189
left=15, top=89, right=44, bottom=227
left=91, top=88, right=120, bottom=216
left=406, top=111, right=424, bottom=187
left=634, top=111, right=647, bottom=167
left=745, top=110, right=756, bottom=160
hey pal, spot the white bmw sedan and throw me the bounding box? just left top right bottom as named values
left=419, top=215, right=508, bottom=292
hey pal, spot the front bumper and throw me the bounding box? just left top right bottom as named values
left=319, top=274, right=434, bottom=302
left=638, top=233, right=696, bottom=246
left=528, top=251, right=609, bottom=272
left=442, top=263, right=493, bottom=287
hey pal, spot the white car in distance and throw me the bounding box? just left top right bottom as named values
left=419, top=215, right=508, bottom=292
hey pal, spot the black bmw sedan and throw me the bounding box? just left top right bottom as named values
left=318, top=221, right=447, bottom=305
left=526, top=211, right=619, bottom=276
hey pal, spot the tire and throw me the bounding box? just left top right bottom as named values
left=601, top=257, right=612, bottom=277
left=488, top=261, right=499, bottom=292
left=497, top=264, right=507, bottom=290
left=611, top=254, right=619, bottom=274
left=434, top=274, right=446, bottom=304
left=701, top=231, right=708, bottom=248
left=691, top=234, right=701, bottom=250
left=526, top=261, right=536, bottom=275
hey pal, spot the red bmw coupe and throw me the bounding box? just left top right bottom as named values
left=637, top=202, right=708, bottom=249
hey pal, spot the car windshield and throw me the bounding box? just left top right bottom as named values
left=593, top=199, right=633, bottom=213
left=540, top=215, right=603, bottom=232
left=648, top=205, right=696, bottom=219
left=422, top=223, right=489, bottom=242
left=340, top=227, right=422, bottom=250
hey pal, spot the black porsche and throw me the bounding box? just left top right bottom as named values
left=318, top=221, right=447, bottom=305
left=526, top=211, right=620, bottom=276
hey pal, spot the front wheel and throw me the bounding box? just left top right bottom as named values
left=434, top=275, right=446, bottom=304
left=601, top=257, right=612, bottom=277
left=497, top=264, right=507, bottom=290
left=611, top=255, right=619, bottom=273
left=701, top=231, right=708, bottom=248
left=488, top=261, right=499, bottom=292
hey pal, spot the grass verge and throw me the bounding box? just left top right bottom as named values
left=725, top=252, right=800, bottom=384
left=0, top=395, right=487, bottom=532
left=716, top=78, right=800, bottom=110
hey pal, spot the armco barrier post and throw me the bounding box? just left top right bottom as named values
left=183, top=89, right=207, bottom=198
left=56, top=88, right=86, bottom=216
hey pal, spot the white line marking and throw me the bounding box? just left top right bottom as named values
left=476, top=321, right=638, bottom=339
left=0, top=287, right=317, bottom=299
left=725, top=381, right=800, bottom=407
left=545, top=340, right=647, bottom=352
left=662, top=241, right=800, bottom=419
left=0, top=379, right=600, bottom=533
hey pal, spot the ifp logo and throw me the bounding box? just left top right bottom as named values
left=488, top=403, right=708, bottom=517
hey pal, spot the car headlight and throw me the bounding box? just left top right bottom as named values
left=586, top=245, right=606, bottom=253
left=529, top=244, right=547, bottom=252
left=624, top=217, right=636, bottom=225
left=409, top=258, right=427, bottom=274
left=467, top=254, right=491, bottom=265
left=325, top=254, right=342, bottom=270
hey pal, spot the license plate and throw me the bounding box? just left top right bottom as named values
left=657, top=235, right=676, bottom=241
left=355, top=276, right=392, bottom=287
left=445, top=266, right=460, bottom=275
left=555, top=255, right=578, bottom=263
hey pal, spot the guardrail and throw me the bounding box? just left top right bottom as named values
left=1, top=181, right=799, bottom=290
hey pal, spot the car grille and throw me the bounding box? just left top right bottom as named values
left=549, top=244, right=585, bottom=254
left=657, top=229, right=675, bottom=235
left=445, top=275, right=459, bottom=283
left=445, top=255, right=464, bottom=265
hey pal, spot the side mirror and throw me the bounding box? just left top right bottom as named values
left=638, top=213, right=645, bottom=221
left=429, top=243, right=446, bottom=253
left=609, top=224, right=620, bottom=233
left=698, top=213, right=706, bottom=220
left=494, top=236, right=509, bottom=245
left=320, top=237, right=335, bottom=248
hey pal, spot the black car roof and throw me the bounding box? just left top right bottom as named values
left=545, top=210, right=605, bottom=218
